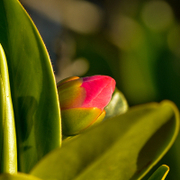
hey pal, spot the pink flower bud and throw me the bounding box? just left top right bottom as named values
left=57, top=75, right=116, bottom=135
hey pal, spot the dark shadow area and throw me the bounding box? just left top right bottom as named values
left=17, top=96, right=37, bottom=142
left=130, top=116, right=175, bottom=179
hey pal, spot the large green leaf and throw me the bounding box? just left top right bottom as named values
left=0, top=0, right=61, bottom=173
left=0, top=173, right=42, bottom=180
left=0, top=44, right=17, bottom=173
left=148, top=165, right=169, bottom=180
left=30, top=100, right=179, bottom=180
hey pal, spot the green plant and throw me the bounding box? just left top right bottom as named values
left=0, top=0, right=179, bottom=179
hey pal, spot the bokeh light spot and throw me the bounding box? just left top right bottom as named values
left=63, top=1, right=103, bottom=34
left=141, top=1, right=174, bottom=31
left=72, top=58, right=89, bottom=76
left=110, top=16, right=144, bottom=51
left=167, top=26, right=180, bottom=57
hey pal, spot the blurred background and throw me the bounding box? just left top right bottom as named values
left=20, top=0, right=180, bottom=179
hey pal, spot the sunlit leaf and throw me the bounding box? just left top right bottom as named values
left=0, top=44, right=17, bottom=173
left=0, top=173, right=42, bottom=180
left=30, top=100, right=179, bottom=180
left=148, top=165, right=169, bottom=180
left=0, top=0, right=61, bottom=173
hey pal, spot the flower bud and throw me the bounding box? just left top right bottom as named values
left=57, top=75, right=116, bottom=135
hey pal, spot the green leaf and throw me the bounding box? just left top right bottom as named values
left=104, top=88, right=128, bottom=119
left=0, top=0, right=61, bottom=173
left=148, top=165, right=169, bottom=180
left=0, top=173, right=42, bottom=180
left=0, top=44, right=17, bottom=173
left=30, top=100, right=179, bottom=180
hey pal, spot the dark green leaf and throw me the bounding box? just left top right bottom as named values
left=0, top=0, right=61, bottom=173
left=30, top=100, right=179, bottom=180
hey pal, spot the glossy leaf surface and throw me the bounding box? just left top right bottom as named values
left=104, top=88, right=128, bottom=119
left=0, top=173, right=42, bottom=180
left=30, top=100, right=179, bottom=180
left=148, top=165, right=169, bottom=180
left=0, top=0, right=61, bottom=173
left=0, top=44, right=17, bottom=173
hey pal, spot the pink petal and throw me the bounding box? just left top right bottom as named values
left=81, top=75, right=116, bottom=110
